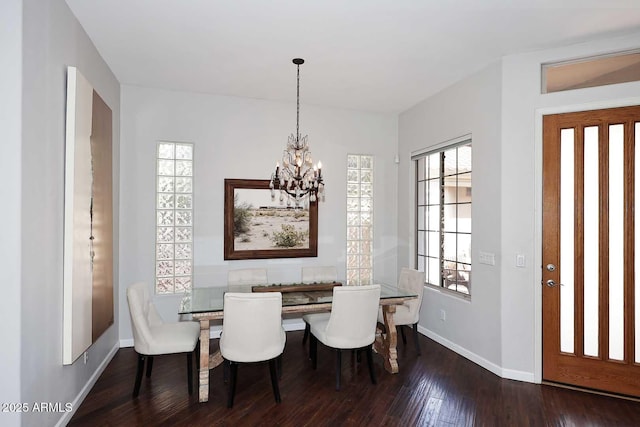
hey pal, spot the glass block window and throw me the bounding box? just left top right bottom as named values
left=415, top=141, right=471, bottom=296
left=346, top=154, right=374, bottom=285
left=155, top=142, right=194, bottom=294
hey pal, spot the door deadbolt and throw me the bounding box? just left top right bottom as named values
left=546, top=264, right=556, bottom=272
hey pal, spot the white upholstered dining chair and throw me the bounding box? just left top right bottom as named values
left=126, top=282, right=200, bottom=397
left=307, top=284, right=381, bottom=390
left=219, top=292, right=287, bottom=408
left=301, top=266, right=337, bottom=345
left=378, top=267, right=425, bottom=355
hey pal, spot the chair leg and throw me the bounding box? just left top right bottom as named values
left=227, top=362, right=238, bottom=408
left=366, top=346, right=377, bottom=385
left=269, top=359, right=282, bottom=403
left=412, top=323, right=421, bottom=355
left=335, top=350, right=342, bottom=391
left=302, top=323, right=310, bottom=345
left=400, top=325, right=407, bottom=345
left=145, top=355, right=154, bottom=378
left=310, top=334, right=318, bottom=369
left=277, top=354, right=283, bottom=379
left=377, top=321, right=386, bottom=334
left=195, top=341, right=200, bottom=367
left=187, top=352, right=193, bottom=395
left=223, top=359, right=230, bottom=384
left=133, top=353, right=145, bottom=398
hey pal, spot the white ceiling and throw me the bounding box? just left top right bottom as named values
left=65, top=0, right=640, bottom=114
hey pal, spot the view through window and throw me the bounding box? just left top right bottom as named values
left=415, top=142, right=471, bottom=295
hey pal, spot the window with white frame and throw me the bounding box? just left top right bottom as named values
left=155, top=142, right=194, bottom=294
left=346, top=154, right=373, bottom=285
left=415, top=141, right=471, bottom=295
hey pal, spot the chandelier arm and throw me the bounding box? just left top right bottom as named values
left=302, top=151, right=312, bottom=164
left=301, top=169, right=315, bottom=180
left=281, top=187, right=312, bottom=198
left=282, top=149, right=294, bottom=164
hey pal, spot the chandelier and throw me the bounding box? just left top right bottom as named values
left=270, top=58, right=324, bottom=207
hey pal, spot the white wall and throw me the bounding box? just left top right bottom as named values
left=500, top=32, right=640, bottom=381
left=119, top=85, right=398, bottom=341
left=0, top=1, right=24, bottom=425
left=19, top=0, right=120, bottom=426
left=398, top=62, right=504, bottom=372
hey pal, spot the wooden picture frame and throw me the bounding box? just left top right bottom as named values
left=224, top=179, right=318, bottom=260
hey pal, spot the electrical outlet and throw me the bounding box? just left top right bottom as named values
left=440, top=309, right=446, bottom=321
left=83, top=352, right=88, bottom=364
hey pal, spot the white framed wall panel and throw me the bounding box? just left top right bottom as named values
left=63, top=66, right=114, bottom=365
left=63, top=67, right=94, bottom=365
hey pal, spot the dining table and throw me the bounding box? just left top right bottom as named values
left=179, top=282, right=418, bottom=403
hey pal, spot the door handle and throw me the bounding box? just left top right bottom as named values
left=545, top=279, right=563, bottom=287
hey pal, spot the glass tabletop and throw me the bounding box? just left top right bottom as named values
left=178, top=283, right=416, bottom=315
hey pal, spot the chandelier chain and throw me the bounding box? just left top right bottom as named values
left=296, top=62, right=300, bottom=141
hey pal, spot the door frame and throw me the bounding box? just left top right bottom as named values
left=533, top=98, right=640, bottom=384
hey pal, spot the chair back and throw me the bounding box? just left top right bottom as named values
left=127, top=282, right=160, bottom=355
left=227, top=268, right=268, bottom=288
left=301, top=266, right=337, bottom=284
left=398, top=268, right=425, bottom=324
left=324, top=285, right=381, bottom=348
left=220, top=292, right=285, bottom=363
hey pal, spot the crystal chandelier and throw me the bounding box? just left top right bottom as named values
left=270, top=58, right=324, bottom=207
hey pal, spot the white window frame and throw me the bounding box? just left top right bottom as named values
left=413, top=138, right=471, bottom=296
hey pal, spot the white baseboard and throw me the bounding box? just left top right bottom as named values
left=55, top=342, right=119, bottom=427
left=502, top=367, right=535, bottom=383
left=283, top=319, right=305, bottom=332
left=418, top=325, right=534, bottom=383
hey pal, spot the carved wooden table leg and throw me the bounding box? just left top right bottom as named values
left=374, top=304, right=399, bottom=374
left=210, top=351, right=224, bottom=369
left=198, top=319, right=210, bottom=402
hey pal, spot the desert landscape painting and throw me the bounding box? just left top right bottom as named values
left=233, top=188, right=310, bottom=251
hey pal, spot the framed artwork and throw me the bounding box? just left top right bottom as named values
left=224, top=179, right=318, bottom=260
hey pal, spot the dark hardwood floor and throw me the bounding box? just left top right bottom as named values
left=69, top=331, right=640, bottom=426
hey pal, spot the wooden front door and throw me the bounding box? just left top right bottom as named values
left=542, top=105, right=640, bottom=397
